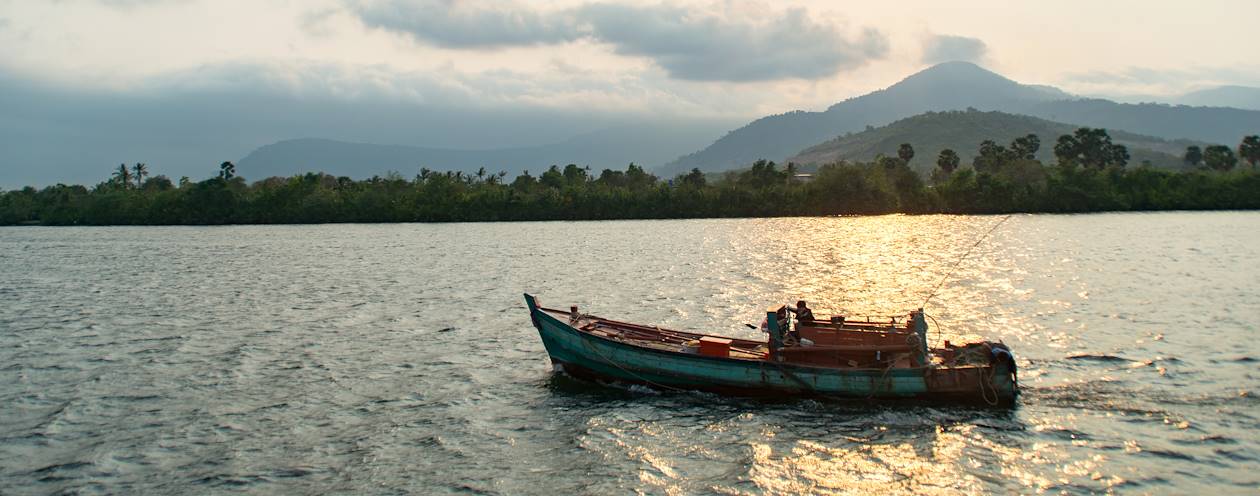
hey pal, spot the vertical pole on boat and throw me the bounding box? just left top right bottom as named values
left=911, top=309, right=929, bottom=365
left=766, top=306, right=785, bottom=361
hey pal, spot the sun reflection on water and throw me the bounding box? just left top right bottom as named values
left=710, top=214, right=1041, bottom=348
left=564, top=213, right=1259, bottom=494
left=744, top=435, right=988, bottom=495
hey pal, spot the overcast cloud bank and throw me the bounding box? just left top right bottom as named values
left=350, top=0, right=889, bottom=82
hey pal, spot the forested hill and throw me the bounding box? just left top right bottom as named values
left=790, top=110, right=1203, bottom=171
left=660, top=61, right=1065, bottom=175
left=661, top=62, right=1260, bottom=175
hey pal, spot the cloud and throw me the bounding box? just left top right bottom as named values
left=574, top=4, right=888, bottom=82
left=129, top=59, right=724, bottom=117
left=0, top=58, right=739, bottom=162
left=1063, top=65, right=1260, bottom=96
left=138, top=60, right=473, bottom=105
left=348, top=0, right=889, bottom=82
left=94, top=0, right=192, bottom=8
left=1063, top=66, right=1260, bottom=87
left=299, top=8, right=342, bottom=37
left=1066, top=67, right=1192, bottom=86
left=351, top=0, right=579, bottom=48
left=0, top=61, right=740, bottom=188
left=921, top=34, right=987, bottom=65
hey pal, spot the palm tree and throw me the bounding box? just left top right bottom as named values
left=113, top=163, right=132, bottom=188
left=1184, top=145, right=1203, bottom=168
left=937, top=149, right=960, bottom=174
left=1203, top=145, right=1237, bottom=171
left=132, top=163, right=148, bottom=187
left=476, top=167, right=487, bottom=183
left=1240, top=136, right=1260, bottom=169
left=897, top=143, right=915, bottom=164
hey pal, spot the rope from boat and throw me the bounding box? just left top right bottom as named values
left=864, top=359, right=899, bottom=400
left=766, top=358, right=818, bottom=394
left=578, top=332, right=688, bottom=392
left=582, top=329, right=820, bottom=397
left=978, top=364, right=1000, bottom=406
left=921, top=214, right=1012, bottom=309
left=770, top=349, right=910, bottom=400
left=925, top=312, right=944, bottom=348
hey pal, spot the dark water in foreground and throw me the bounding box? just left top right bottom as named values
left=1, top=213, right=1258, bottom=494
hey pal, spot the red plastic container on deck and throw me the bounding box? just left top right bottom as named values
left=698, top=337, right=732, bottom=358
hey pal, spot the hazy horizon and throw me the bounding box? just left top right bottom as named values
left=2, top=0, right=1258, bottom=188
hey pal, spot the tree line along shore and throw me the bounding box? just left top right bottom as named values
left=3, top=129, right=1259, bottom=225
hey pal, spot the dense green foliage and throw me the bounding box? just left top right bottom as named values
left=3, top=130, right=1259, bottom=226
left=791, top=110, right=1200, bottom=171
left=1053, top=128, right=1131, bottom=169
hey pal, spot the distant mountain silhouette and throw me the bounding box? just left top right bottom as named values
left=790, top=109, right=1203, bottom=170
left=1018, top=98, right=1260, bottom=145
left=660, top=62, right=1063, bottom=175
left=662, top=62, right=1260, bottom=174
left=1176, top=85, right=1260, bottom=111
left=236, top=62, right=1260, bottom=180
left=237, top=123, right=730, bottom=179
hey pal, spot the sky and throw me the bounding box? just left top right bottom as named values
left=1, top=0, right=1258, bottom=186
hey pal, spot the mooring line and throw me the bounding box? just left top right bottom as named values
left=578, top=328, right=688, bottom=392
left=921, top=214, right=1013, bottom=309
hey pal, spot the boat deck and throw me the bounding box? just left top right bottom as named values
left=552, top=307, right=928, bottom=368
left=576, top=316, right=770, bottom=360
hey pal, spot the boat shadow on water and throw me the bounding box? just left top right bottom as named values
left=540, top=367, right=1027, bottom=421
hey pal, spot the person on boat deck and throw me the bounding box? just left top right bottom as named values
left=788, top=300, right=815, bottom=324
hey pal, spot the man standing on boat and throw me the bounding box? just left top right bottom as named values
left=781, top=301, right=814, bottom=346
left=788, top=300, right=815, bottom=324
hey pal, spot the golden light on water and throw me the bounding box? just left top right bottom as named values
left=554, top=213, right=1260, bottom=494
left=571, top=214, right=1170, bottom=494
left=598, top=420, right=1075, bottom=495
left=744, top=435, right=987, bottom=495
left=690, top=214, right=1041, bottom=348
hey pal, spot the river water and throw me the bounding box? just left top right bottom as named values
left=1, top=213, right=1257, bottom=494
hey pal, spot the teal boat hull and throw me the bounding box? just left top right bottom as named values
left=526, top=294, right=1017, bottom=405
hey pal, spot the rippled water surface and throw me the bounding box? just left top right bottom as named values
left=2, top=213, right=1258, bottom=494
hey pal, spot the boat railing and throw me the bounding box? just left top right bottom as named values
left=541, top=305, right=767, bottom=350
left=799, top=323, right=909, bottom=334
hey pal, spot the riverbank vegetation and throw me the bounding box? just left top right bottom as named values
left=3, top=130, right=1259, bottom=225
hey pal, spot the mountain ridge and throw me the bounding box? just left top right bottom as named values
left=662, top=62, right=1260, bottom=174
left=662, top=61, right=1067, bottom=175
left=235, top=62, right=1260, bottom=181
left=1175, top=85, right=1260, bottom=110
left=237, top=121, right=734, bottom=179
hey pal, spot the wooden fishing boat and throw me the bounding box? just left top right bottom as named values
left=525, top=294, right=1018, bottom=406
